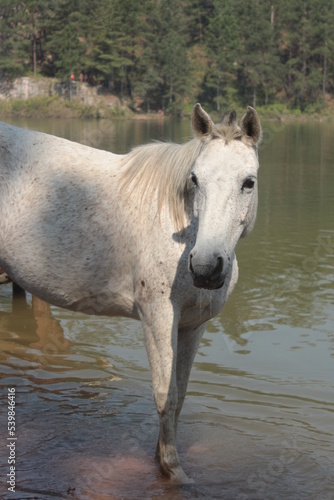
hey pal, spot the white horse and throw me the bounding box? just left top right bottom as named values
left=0, top=104, right=261, bottom=482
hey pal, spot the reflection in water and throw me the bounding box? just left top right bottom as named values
left=0, top=285, right=70, bottom=370
left=0, top=119, right=334, bottom=499
left=3, top=115, right=193, bottom=155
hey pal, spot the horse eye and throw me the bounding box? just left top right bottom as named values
left=242, top=178, right=255, bottom=191
left=191, top=172, right=198, bottom=187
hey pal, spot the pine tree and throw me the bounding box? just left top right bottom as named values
left=155, top=0, right=190, bottom=115
left=23, top=0, right=53, bottom=77
left=44, top=0, right=85, bottom=80
left=303, top=0, right=334, bottom=106
left=0, top=1, right=31, bottom=77
left=277, top=0, right=312, bottom=109
left=130, top=0, right=162, bottom=111
left=235, top=0, right=282, bottom=108
left=205, top=0, right=240, bottom=112
left=79, top=0, right=138, bottom=98
left=185, top=0, right=214, bottom=45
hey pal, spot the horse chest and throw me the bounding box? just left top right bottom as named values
left=177, top=288, right=225, bottom=328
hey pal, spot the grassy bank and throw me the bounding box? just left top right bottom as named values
left=199, top=103, right=334, bottom=124
left=255, top=102, right=334, bottom=121
left=0, top=95, right=132, bottom=119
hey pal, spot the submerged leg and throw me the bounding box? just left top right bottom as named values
left=12, top=281, right=25, bottom=297
left=12, top=281, right=27, bottom=312
left=140, top=302, right=191, bottom=483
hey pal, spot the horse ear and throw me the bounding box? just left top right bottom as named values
left=240, top=106, right=262, bottom=146
left=192, top=103, right=214, bottom=139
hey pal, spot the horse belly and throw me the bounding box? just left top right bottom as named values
left=0, top=247, right=137, bottom=318
left=66, top=287, right=138, bottom=319
left=0, top=216, right=136, bottom=317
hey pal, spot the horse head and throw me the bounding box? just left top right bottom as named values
left=189, top=104, right=261, bottom=290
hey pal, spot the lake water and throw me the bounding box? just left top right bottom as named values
left=0, top=115, right=333, bottom=499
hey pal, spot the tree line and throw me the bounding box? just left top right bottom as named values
left=1, top=0, right=334, bottom=114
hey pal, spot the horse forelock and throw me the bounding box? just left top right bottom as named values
left=119, top=120, right=245, bottom=230
left=211, top=122, right=243, bottom=143
left=119, top=138, right=205, bottom=230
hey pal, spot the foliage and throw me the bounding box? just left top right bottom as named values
left=1, top=0, right=334, bottom=114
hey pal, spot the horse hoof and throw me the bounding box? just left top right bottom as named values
left=167, top=466, right=195, bottom=485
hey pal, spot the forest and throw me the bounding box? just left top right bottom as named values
left=0, top=0, right=334, bottom=115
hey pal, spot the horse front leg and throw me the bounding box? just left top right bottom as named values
left=139, top=302, right=192, bottom=483
left=175, top=323, right=207, bottom=430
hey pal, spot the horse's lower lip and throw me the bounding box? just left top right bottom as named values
left=192, top=277, right=225, bottom=290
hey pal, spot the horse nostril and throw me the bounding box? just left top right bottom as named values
left=213, top=256, right=224, bottom=276
left=189, top=253, right=194, bottom=274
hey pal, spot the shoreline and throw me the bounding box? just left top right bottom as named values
left=0, top=95, right=333, bottom=123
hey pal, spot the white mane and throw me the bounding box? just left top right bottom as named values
left=120, top=138, right=204, bottom=230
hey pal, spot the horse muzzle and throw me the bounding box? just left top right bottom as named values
left=189, top=253, right=226, bottom=290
